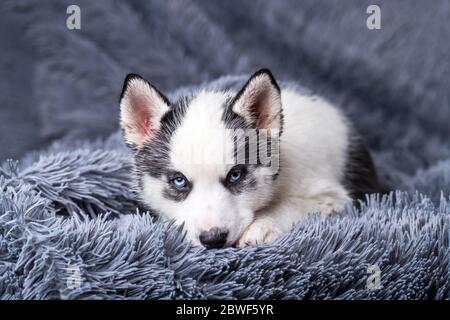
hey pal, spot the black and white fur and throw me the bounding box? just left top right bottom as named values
left=119, top=69, right=379, bottom=248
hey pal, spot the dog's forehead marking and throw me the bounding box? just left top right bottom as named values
left=169, top=91, right=234, bottom=179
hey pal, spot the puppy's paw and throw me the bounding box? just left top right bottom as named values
left=236, top=220, right=283, bottom=248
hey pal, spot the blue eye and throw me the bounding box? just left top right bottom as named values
left=228, top=169, right=243, bottom=183
left=172, top=176, right=187, bottom=189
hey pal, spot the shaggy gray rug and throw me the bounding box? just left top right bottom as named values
left=1, top=77, right=450, bottom=300
left=0, top=0, right=449, bottom=299
left=1, top=143, right=449, bottom=299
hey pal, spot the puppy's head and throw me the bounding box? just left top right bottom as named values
left=120, top=69, right=282, bottom=248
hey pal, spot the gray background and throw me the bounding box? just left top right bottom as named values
left=0, top=0, right=449, bottom=193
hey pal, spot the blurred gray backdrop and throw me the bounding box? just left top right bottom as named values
left=0, top=0, right=449, bottom=192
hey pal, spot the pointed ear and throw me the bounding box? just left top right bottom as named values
left=231, top=69, right=282, bottom=130
left=119, top=74, right=170, bottom=149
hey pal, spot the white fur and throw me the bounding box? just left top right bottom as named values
left=120, top=78, right=169, bottom=147
left=142, top=91, right=272, bottom=246
left=139, top=89, right=350, bottom=247
left=232, top=74, right=282, bottom=130
left=237, top=90, right=351, bottom=246
left=122, top=74, right=352, bottom=247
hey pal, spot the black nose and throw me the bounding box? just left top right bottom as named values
left=199, top=228, right=228, bottom=249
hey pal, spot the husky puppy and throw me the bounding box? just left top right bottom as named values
left=119, top=69, right=379, bottom=248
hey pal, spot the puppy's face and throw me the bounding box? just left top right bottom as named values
left=120, top=70, right=282, bottom=248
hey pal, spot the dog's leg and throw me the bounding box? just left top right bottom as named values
left=236, top=185, right=350, bottom=247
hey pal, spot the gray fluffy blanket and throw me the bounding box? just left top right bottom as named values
left=1, top=0, right=449, bottom=299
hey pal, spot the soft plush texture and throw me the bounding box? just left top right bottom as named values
left=0, top=0, right=449, bottom=299
left=0, top=142, right=449, bottom=299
